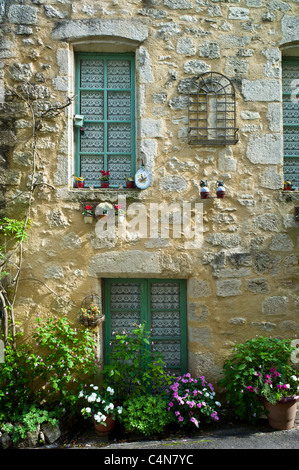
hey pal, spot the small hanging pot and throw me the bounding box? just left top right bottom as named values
left=216, top=181, right=226, bottom=199
left=200, top=180, right=209, bottom=199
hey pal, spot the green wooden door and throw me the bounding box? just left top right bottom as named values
left=104, top=279, right=187, bottom=374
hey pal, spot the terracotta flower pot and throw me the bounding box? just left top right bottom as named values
left=94, top=416, right=115, bottom=435
left=76, top=181, right=84, bottom=188
left=262, top=397, right=299, bottom=430
left=101, top=182, right=109, bottom=188
left=126, top=181, right=135, bottom=188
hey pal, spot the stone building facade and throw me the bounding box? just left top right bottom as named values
left=0, top=0, right=298, bottom=382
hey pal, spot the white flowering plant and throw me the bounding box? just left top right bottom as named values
left=166, top=373, right=221, bottom=428
left=79, top=384, right=123, bottom=426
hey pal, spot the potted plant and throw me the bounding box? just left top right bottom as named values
left=166, top=373, right=221, bottom=429
left=114, top=203, right=126, bottom=222
left=219, top=336, right=299, bottom=429
left=200, top=180, right=210, bottom=199
left=74, top=175, right=84, bottom=188
left=284, top=180, right=293, bottom=191
left=79, top=384, right=123, bottom=435
left=79, top=304, right=104, bottom=327
left=125, top=175, right=135, bottom=188
left=82, top=205, right=94, bottom=224
left=100, top=170, right=110, bottom=188
left=251, top=368, right=299, bottom=430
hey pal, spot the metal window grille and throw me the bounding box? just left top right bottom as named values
left=282, top=58, right=299, bottom=188
left=188, top=71, right=239, bottom=146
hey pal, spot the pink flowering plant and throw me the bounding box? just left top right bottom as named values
left=247, top=368, right=299, bottom=405
left=219, top=336, right=298, bottom=423
left=166, top=373, right=221, bottom=428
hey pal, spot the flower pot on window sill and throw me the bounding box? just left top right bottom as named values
left=126, top=181, right=135, bottom=188
left=76, top=181, right=84, bottom=188
left=101, top=182, right=110, bottom=188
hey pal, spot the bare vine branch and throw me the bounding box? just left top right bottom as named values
left=0, top=76, right=73, bottom=345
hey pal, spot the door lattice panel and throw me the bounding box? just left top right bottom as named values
left=105, top=279, right=187, bottom=373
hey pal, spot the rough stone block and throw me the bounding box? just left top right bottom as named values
left=244, top=278, right=270, bottom=293
left=262, top=296, right=289, bottom=315
left=242, top=79, right=281, bottom=101
left=269, top=233, right=294, bottom=251
left=216, top=279, right=242, bottom=297
left=159, top=175, right=189, bottom=192
left=163, top=0, right=193, bottom=9
left=140, top=118, right=163, bottom=138
left=8, top=5, right=38, bottom=25
left=52, top=19, right=149, bottom=43
left=246, top=134, right=283, bottom=164
left=188, top=278, right=211, bottom=297
left=228, top=7, right=249, bottom=19
left=252, top=213, right=280, bottom=231
left=88, top=251, right=161, bottom=276
left=281, top=15, right=299, bottom=44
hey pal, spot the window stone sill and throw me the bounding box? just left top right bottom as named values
left=56, top=187, right=142, bottom=203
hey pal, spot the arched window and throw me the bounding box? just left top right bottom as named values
left=188, top=72, right=238, bottom=146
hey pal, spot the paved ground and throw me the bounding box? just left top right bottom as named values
left=47, top=418, right=299, bottom=451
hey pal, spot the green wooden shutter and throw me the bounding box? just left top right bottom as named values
left=282, top=57, right=299, bottom=188
left=75, top=53, right=135, bottom=188
left=104, top=279, right=187, bottom=374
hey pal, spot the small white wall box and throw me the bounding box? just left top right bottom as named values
left=74, top=115, right=84, bottom=127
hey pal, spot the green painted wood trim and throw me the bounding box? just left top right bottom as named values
left=75, top=52, right=136, bottom=186
left=103, top=278, right=188, bottom=374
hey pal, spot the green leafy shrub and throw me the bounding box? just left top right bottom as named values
left=120, top=394, right=174, bottom=437
left=0, top=316, right=98, bottom=422
left=102, top=323, right=172, bottom=402
left=32, top=316, right=98, bottom=415
left=2, top=405, right=58, bottom=443
left=218, top=336, right=297, bottom=423
left=0, top=335, right=42, bottom=421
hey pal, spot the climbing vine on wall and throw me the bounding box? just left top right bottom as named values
left=0, top=73, right=73, bottom=346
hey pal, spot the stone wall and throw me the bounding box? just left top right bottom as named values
left=0, top=0, right=298, bottom=382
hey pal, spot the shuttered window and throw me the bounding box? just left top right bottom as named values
left=75, top=53, right=135, bottom=188
left=104, top=279, right=187, bottom=374
left=282, top=58, right=299, bottom=188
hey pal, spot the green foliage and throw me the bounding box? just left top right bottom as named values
left=120, top=394, right=174, bottom=437
left=0, top=335, right=42, bottom=421
left=0, top=316, right=98, bottom=422
left=2, top=405, right=58, bottom=443
left=0, top=217, right=32, bottom=244
left=102, top=323, right=172, bottom=402
left=32, top=316, right=98, bottom=415
left=218, top=336, right=297, bottom=423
